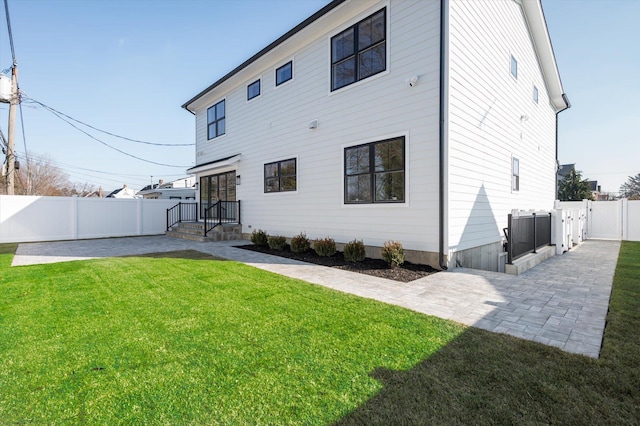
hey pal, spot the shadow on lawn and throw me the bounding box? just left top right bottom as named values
left=334, top=324, right=639, bottom=425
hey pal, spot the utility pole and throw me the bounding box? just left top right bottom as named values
left=4, top=63, right=17, bottom=195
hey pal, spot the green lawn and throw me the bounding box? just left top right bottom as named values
left=0, top=242, right=638, bottom=424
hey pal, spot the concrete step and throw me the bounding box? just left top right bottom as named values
left=166, top=222, right=242, bottom=242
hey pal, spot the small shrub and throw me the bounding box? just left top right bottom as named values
left=381, top=240, right=405, bottom=268
left=291, top=232, right=311, bottom=253
left=267, top=235, right=287, bottom=251
left=343, top=239, right=366, bottom=263
left=251, top=229, right=269, bottom=247
left=313, top=237, right=337, bottom=257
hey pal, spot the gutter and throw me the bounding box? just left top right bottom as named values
left=438, top=0, right=448, bottom=270
left=555, top=93, right=571, bottom=199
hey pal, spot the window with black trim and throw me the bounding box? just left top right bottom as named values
left=344, top=137, right=405, bottom=203
left=276, top=61, right=293, bottom=86
left=512, top=157, right=520, bottom=191
left=247, top=79, right=260, bottom=100
left=331, top=8, right=386, bottom=91
left=207, top=100, right=225, bottom=140
left=264, top=158, right=297, bottom=193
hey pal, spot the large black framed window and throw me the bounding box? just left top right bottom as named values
left=345, top=137, right=405, bottom=203
left=207, top=100, right=225, bottom=139
left=331, top=8, right=386, bottom=91
left=264, top=158, right=297, bottom=193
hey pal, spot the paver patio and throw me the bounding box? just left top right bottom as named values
left=12, top=237, right=619, bottom=358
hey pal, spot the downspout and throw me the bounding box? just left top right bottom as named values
left=438, top=0, right=448, bottom=270
left=555, top=94, right=571, bottom=199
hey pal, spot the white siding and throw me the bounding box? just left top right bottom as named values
left=191, top=0, right=442, bottom=252
left=447, top=0, right=558, bottom=254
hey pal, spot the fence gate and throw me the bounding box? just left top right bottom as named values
left=588, top=200, right=623, bottom=240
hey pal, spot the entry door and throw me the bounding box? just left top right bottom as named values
left=200, top=171, right=236, bottom=218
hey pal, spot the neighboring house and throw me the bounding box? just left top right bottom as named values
left=557, top=163, right=575, bottom=192
left=181, top=0, right=569, bottom=271
left=138, top=177, right=196, bottom=200
left=105, top=184, right=139, bottom=199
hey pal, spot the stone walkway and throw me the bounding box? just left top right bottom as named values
left=13, top=237, right=620, bottom=358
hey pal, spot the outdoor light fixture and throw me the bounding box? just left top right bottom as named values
left=236, top=175, right=241, bottom=185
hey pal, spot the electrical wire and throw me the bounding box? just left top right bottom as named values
left=35, top=104, right=191, bottom=168
left=22, top=94, right=194, bottom=147
left=4, top=0, right=15, bottom=65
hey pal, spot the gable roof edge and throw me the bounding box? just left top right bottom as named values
left=520, top=0, right=569, bottom=111
left=182, top=0, right=347, bottom=112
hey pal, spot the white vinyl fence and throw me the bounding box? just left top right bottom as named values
left=555, top=199, right=640, bottom=242
left=0, top=195, right=182, bottom=244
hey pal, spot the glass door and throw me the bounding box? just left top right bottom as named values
left=200, top=171, right=236, bottom=218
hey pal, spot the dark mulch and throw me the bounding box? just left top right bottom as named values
left=237, top=244, right=439, bottom=283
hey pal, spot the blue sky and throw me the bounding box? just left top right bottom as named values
left=0, top=0, right=637, bottom=194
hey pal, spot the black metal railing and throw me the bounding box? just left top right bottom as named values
left=166, top=202, right=197, bottom=231
left=204, top=200, right=241, bottom=236
left=504, top=212, right=552, bottom=264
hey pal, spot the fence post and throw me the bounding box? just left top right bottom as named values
left=532, top=212, right=537, bottom=254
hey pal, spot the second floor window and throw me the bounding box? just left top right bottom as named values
left=276, top=61, right=293, bottom=86
left=207, top=100, right=225, bottom=140
left=247, top=80, right=260, bottom=100
left=331, top=8, right=386, bottom=91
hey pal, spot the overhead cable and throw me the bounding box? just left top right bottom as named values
left=22, top=94, right=194, bottom=147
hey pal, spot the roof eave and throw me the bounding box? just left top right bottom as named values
left=521, top=0, right=569, bottom=112
left=182, top=0, right=347, bottom=112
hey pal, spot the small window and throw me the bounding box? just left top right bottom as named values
left=533, top=85, right=539, bottom=103
left=510, top=55, right=518, bottom=79
left=276, top=61, right=293, bottom=86
left=344, top=137, right=405, bottom=203
left=512, top=157, right=520, bottom=191
left=264, top=158, right=297, bottom=193
left=331, top=8, right=386, bottom=91
left=247, top=79, right=260, bottom=100
left=207, top=100, right=225, bottom=140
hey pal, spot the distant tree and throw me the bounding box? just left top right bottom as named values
left=620, top=173, right=640, bottom=200
left=558, top=169, right=593, bottom=201
left=1, top=155, right=95, bottom=196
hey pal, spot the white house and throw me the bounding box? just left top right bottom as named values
left=181, top=0, right=569, bottom=271
left=137, top=177, right=196, bottom=200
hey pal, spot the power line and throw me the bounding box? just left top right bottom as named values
left=32, top=103, right=191, bottom=168
left=22, top=94, right=194, bottom=147
left=4, top=0, right=15, bottom=65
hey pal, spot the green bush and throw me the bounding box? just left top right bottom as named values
left=267, top=235, right=287, bottom=251
left=291, top=232, right=311, bottom=253
left=343, top=239, right=366, bottom=263
left=381, top=240, right=405, bottom=268
left=251, top=229, right=269, bottom=247
left=313, top=237, right=337, bottom=257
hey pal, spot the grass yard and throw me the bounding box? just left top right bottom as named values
left=0, top=241, right=639, bottom=424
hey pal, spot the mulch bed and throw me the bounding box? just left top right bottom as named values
left=237, top=244, right=439, bottom=283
